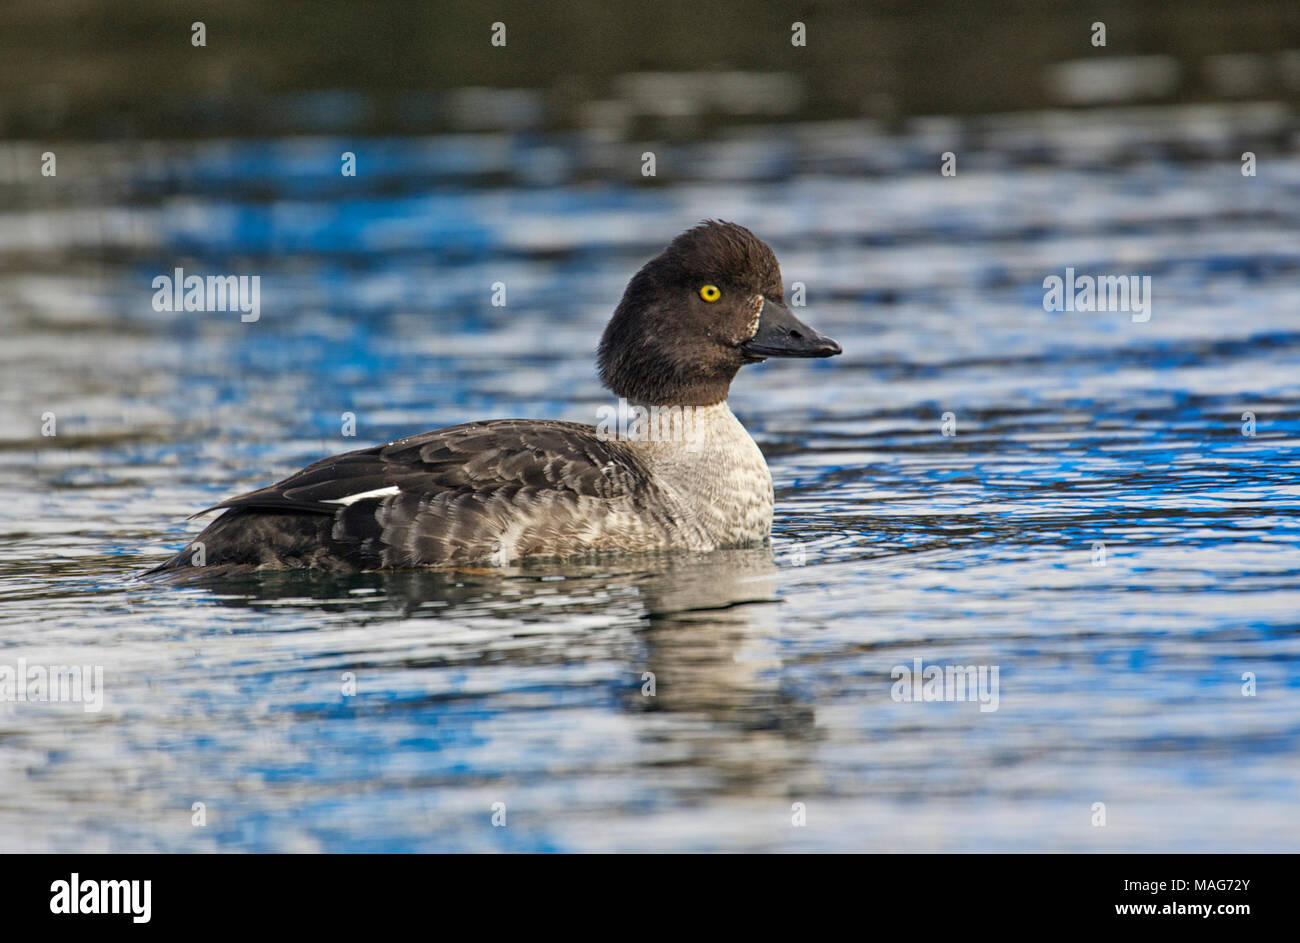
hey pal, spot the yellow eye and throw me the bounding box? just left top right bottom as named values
left=699, top=284, right=721, bottom=302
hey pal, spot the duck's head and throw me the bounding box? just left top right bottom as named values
left=598, top=220, right=842, bottom=406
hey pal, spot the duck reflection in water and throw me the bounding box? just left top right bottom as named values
left=176, top=548, right=822, bottom=796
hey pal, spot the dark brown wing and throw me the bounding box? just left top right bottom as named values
left=159, top=419, right=672, bottom=569
left=201, top=419, right=653, bottom=516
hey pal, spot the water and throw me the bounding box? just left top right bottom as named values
left=2, top=112, right=1299, bottom=851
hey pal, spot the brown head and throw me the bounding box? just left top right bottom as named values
left=597, top=221, right=842, bottom=406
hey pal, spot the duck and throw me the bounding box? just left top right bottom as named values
left=146, top=221, right=841, bottom=575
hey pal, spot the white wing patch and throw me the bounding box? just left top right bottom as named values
left=323, top=485, right=400, bottom=506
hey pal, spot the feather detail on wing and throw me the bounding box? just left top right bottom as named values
left=195, top=419, right=657, bottom=517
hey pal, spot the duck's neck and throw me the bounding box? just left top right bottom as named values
left=611, top=400, right=775, bottom=548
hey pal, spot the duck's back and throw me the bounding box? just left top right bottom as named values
left=146, top=419, right=709, bottom=574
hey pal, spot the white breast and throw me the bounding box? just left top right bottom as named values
left=619, top=401, right=774, bottom=549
